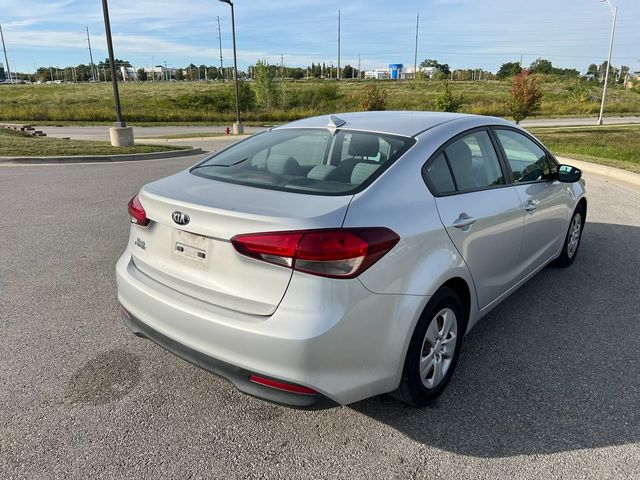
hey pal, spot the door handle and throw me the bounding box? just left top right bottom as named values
left=524, top=200, right=539, bottom=212
left=453, top=213, right=477, bottom=230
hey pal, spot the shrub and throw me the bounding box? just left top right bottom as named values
left=567, top=81, right=595, bottom=103
left=435, top=81, right=464, bottom=112
left=506, top=70, right=542, bottom=124
left=359, top=83, right=388, bottom=111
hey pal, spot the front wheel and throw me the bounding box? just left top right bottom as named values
left=390, top=287, right=465, bottom=407
left=553, top=206, right=585, bottom=268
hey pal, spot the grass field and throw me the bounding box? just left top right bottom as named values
left=531, top=125, right=640, bottom=173
left=1, top=77, right=638, bottom=124
left=0, top=129, right=187, bottom=157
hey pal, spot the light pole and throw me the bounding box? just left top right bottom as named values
left=597, top=0, right=618, bottom=126
left=219, top=0, right=243, bottom=134
left=101, top=0, right=134, bottom=146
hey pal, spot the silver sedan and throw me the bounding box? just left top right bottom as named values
left=116, top=111, right=586, bottom=409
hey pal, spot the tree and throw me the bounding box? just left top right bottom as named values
left=342, top=65, right=356, bottom=79
left=529, top=58, right=553, bottom=74
left=175, top=69, right=184, bottom=81
left=253, top=60, right=280, bottom=110
left=420, top=59, right=450, bottom=75
left=435, top=81, right=463, bottom=112
left=587, top=64, right=598, bottom=76
left=506, top=70, right=542, bottom=124
left=496, top=62, right=522, bottom=80
left=136, top=68, right=147, bottom=81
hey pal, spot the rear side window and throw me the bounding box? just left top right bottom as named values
left=424, top=130, right=505, bottom=195
left=424, top=153, right=455, bottom=195
left=495, top=129, right=552, bottom=183
left=191, top=129, right=414, bottom=195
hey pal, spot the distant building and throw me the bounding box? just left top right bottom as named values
left=120, top=66, right=137, bottom=82
left=144, top=66, right=176, bottom=80
left=0, top=62, right=6, bottom=82
left=364, top=69, right=389, bottom=80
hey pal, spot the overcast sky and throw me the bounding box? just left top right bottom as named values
left=0, top=0, right=638, bottom=73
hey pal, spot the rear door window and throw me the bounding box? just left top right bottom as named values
left=191, top=129, right=414, bottom=195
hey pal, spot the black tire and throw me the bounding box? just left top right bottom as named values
left=553, top=204, right=586, bottom=268
left=390, top=287, right=466, bottom=407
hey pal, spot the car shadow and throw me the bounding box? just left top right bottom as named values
left=351, top=221, right=640, bottom=458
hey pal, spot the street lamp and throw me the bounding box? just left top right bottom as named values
left=597, top=0, right=618, bottom=126
left=101, top=0, right=134, bottom=146
left=218, top=0, right=243, bottom=134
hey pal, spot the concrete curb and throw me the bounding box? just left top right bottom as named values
left=136, top=135, right=251, bottom=143
left=558, top=157, right=640, bottom=189
left=0, top=147, right=204, bottom=164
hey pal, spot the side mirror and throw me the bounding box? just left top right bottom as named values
left=557, top=164, right=582, bottom=183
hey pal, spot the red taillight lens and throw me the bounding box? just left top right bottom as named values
left=231, top=228, right=399, bottom=278
left=128, top=194, right=150, bottom=226
left=249, top=374, right=318, bottom=395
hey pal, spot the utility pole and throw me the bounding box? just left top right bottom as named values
left=0, top=24, right=13, bottom=84
left=598, top=0, right=618, bottom=125
left=101, top=0, right=134, bottom=146
left=414, top=13, right=419, bottom=79
left=85, top=27, right=96, bottom=81
left=337, top=10, right=341, bottom=80
left=49, top=66, right=54, bottom=82
left=357, top=53, right=361, bottom=80
left=216, top=16, right=224, bottom=77
left=281, top=53, right=284, bottom=79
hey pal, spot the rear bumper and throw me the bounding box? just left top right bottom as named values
left=121, top=307, right=337, bottom=409
left=116, top=252, right=427, bottom=406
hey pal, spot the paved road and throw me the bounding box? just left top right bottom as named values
left=36, top=116, right=640, bottom=143
left=1, top=157, right=639, bottom=479
left=37, top=125, right=266, bottom=142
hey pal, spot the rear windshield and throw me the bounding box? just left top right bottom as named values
left=190, top=128, right=415, bottom=195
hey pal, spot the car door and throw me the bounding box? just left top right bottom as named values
left=493, top=128, right=570, bottom=277
left=423, top=129, right=524, bottom=310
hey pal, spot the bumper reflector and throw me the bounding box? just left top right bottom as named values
left=249, top=374, right=318, bottom=395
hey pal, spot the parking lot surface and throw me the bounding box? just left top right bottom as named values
left=1, top=156, right=639, bottom=479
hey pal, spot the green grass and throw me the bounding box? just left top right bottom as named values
left=0, top=129, right=188, bottom=157
left=1, top=76, right=638, bottom=124
left=530, top=125, right=640, bottom=173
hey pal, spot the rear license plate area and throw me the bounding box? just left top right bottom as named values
left=174, top=230, right=209, bottom=265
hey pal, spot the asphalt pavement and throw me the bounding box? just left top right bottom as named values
left=1, top=156, right=639, bottom=479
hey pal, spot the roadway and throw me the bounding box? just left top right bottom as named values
left=1, top=156, right=639, bottom=479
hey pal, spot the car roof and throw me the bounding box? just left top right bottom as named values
left=276, top=111, right=515, bottom=137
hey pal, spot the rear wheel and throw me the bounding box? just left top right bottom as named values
left=553, top=205, right=585, bottom=268
left=391, top=287, right=465, bottom=406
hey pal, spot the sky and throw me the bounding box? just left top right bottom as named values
left=0, top=0, right=638, bottom=74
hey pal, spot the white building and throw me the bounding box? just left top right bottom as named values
left=364, top=69, right=389, bottom=80
left=144, top=66, right=177, bottom=80
left=120, top=66, right=137, bottom=82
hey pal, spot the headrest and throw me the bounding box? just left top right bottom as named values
left=266, top=155, right=299, bottom=175
left=351, top=163, right=380, bottom=184
left=348, top=135, right=380, bottom=158
left=446, top=141, right=472, bottom=171
left=307, top=165, right=337, bottom=180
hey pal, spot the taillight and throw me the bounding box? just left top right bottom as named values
left=231, top=228, right=399, bottom=279
left=128, top=194, right=150, bottom=226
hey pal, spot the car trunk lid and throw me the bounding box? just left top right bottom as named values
left=130, top=171, right=351, bottom=316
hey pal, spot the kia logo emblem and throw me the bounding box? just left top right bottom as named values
left=172, top=211, right=190, bottom=226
